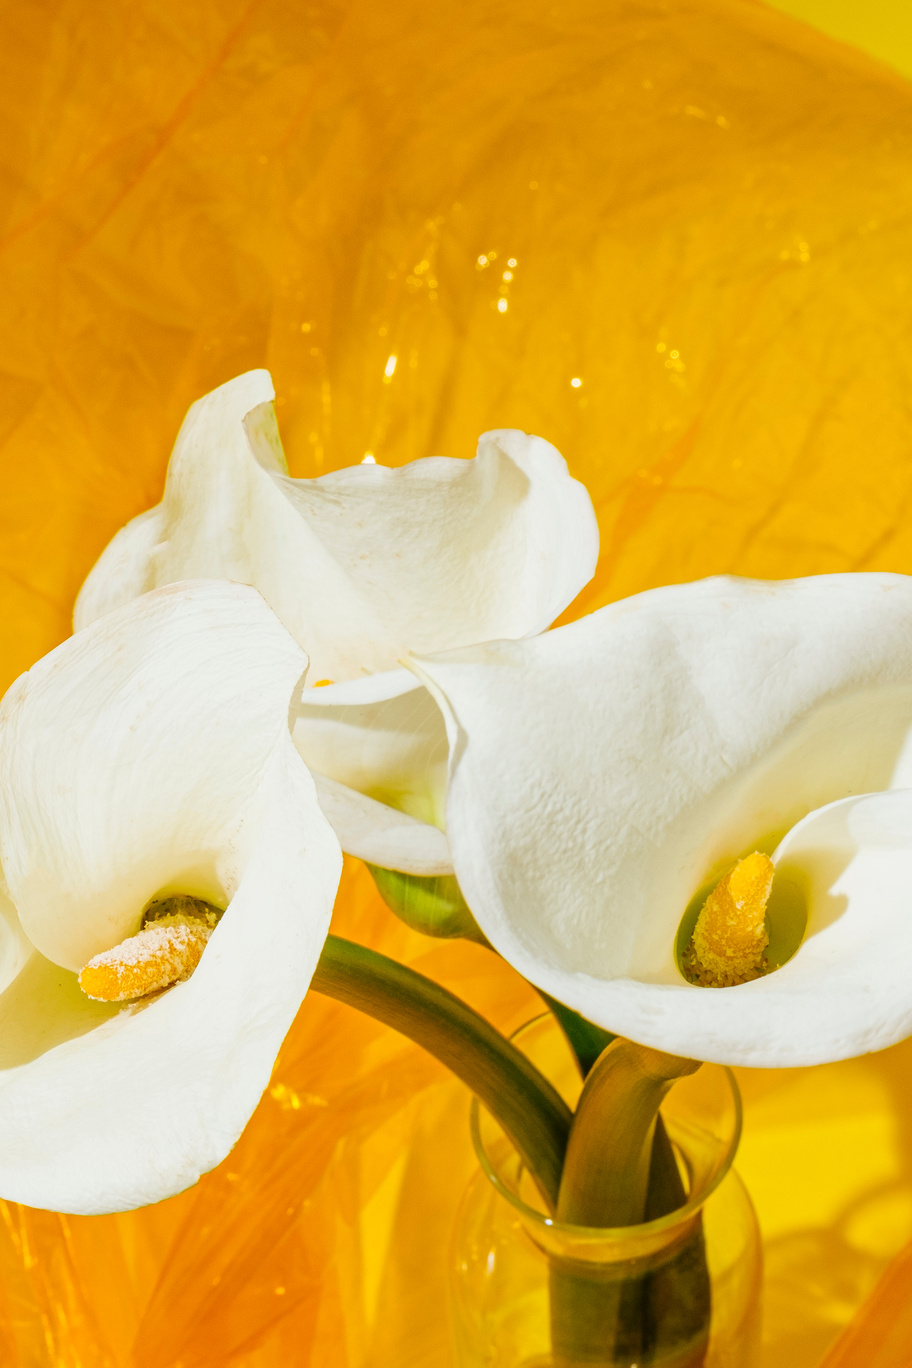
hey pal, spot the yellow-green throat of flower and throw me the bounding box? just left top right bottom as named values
left=681, top=851, right=774, bottom=988
left=78, top=895, right=223, bottom=1002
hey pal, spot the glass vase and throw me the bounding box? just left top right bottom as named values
left=449, top=1016, right=762, bottom=1368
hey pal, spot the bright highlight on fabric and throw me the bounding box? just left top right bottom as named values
left=78, top=896, right=221, bottom=1002
left=682, top=852, right=773, bottom=988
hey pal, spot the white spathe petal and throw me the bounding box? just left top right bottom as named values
left=73, top=506, right=165, bottom=627
left=411, top=572, right=912, bottom=1066
left=75, top=372, right=599, bottom=681
left=0, top=954, right=120, bottom=1072
left=311, top=771, right=453, bottom=875
left=0, top=740, right=341, bottom=1214
left=0, top=580, right=311, bottom=971
left=0, top=873, right=39, bottom=1000
left=293, top=667, right=449, bottom=828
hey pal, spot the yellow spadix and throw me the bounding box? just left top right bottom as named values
left=683, top=853, right=774, bottom=987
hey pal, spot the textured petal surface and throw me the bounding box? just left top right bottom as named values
left=0, top=582, right=342, bottom=1212
left=412, top=573, right=912, bottom=1066
left=76, top=374, right=599, bottom=682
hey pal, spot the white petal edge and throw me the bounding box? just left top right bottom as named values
left=311, top=771, right=453, bottom=875
left=410, top=572, right=912, bottom=1067
left=293, top=667, right=449, bottom=831
left=74, top=506, right=165, bottom=627
left=75, top=371, right=599, bottom=681
left=74, top=372, right=275, bottom=633
left=0, top=872, right=34, bottom=998
left=0, top=737, right=341, bottom=1213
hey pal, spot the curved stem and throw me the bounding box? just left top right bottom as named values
left=551, top=1040, right=707, bottom=1368
left=557, top=1040, right=700, bottom=1227
left=311, top=934, right=571, bottom=1210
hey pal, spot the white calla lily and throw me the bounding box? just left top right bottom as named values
left=74, top=371, right=599, bottom=874
left=410, top=573, right=912, bottom=1067
left=0, top=580, right=341, bottom=1214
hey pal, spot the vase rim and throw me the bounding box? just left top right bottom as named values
left=470, top=1014, right=743, bottom=1243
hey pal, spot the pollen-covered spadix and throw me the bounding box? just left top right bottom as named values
left=411, top=572, right=912, bottom=1066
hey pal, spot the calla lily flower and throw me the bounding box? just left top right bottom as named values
left=74, top=370, right=599, bottom=875
left=0, top=580, right=341, bottom=1214
left=410, top=573, right=912, bottom=1067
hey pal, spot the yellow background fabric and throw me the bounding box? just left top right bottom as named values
left=1, top=0, right=912, bottom=1362
left=769, top=0, right=912, bottom=81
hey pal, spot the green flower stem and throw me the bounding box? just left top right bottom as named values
left=551, top=1040, right=708, bottom=1368
left=542, top=1015, right=700, bottom=1365
left=557, top=1040, right=700, bottom=1227
left=536, top=987, right=690, bottom=1277
left=310, top=934, right=571, bottom=1210
left=645, top=1113, right=687, bottom=1219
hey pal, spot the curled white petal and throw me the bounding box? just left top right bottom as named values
left=310, top=771, right=453, bottom=875
left=75, top=506, right=165, bottom=626
left=0, top=581, right=342, bottom=1211
left=411, top=573, right=912, bottom=1066
left=75, top=372, right=599, bottom=682
left=294, top=667, right=449, bottom=831
left=294, top=670, right=453, bottom=872
left=0, top=873, right=34, bottom=999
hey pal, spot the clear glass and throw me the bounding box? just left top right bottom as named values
left=449, top=1016, right=762, bottom=1367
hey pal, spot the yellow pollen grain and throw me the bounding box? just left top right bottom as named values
left=683, top=851, right=773, bottom=988
left=78, top=902, right=219, bottom=1002
left=312, top=679, right=333, bottom=687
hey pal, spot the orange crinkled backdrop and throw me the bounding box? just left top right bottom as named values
left=2, top=0, right=912, bottom=1364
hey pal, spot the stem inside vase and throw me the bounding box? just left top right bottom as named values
left=548, top=1221, right=711, bottom=1368
left=469, top=1019, right=743, bottom=1367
